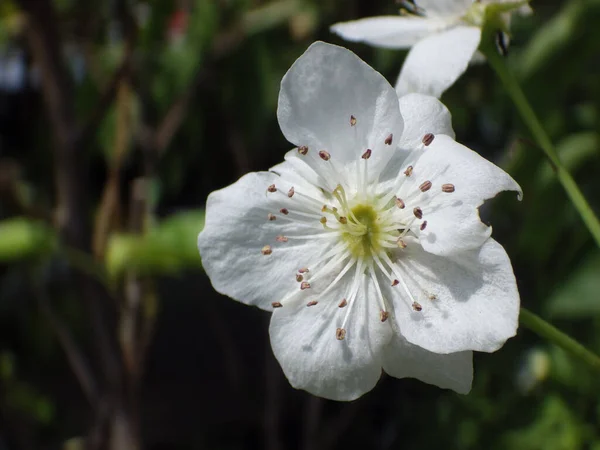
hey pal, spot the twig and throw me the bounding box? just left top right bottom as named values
left=34, top=276, right=99, bottom=407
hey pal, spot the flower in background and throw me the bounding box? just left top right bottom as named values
left=331, top=0, right=531, bottom=98
left=198, top=42, right=521, bottom=401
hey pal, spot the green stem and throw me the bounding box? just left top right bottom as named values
left=481, top=40, right=600, bottom=249
left=520, top=307, right=600, bottom=373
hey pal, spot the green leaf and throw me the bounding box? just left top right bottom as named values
left=546, top=252, right=600, bottom=319
left=105, top=210, right=205, bottom=279
left=0, top=217, right=56, bottom=262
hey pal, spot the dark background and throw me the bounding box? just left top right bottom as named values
left=0, top=0, right=599, bottom=449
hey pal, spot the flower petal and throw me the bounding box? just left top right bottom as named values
left=197, top=170, right=331, bottom=311
left=398, top=93, right=455, bottom=148
left=382, top=335, right=473, bottom=394
left=402, top=133, right=522, bottom=255
left=269, top=270, right=392, bottom=401
left=390, top=238, right=520, bottom=354
left=395, top=26, right=481, bottom=98
left=417, top=0, right=473, bottom=17
left=330, top=16, right=447, bottom=49
left=277, top=41, right=404, bottom=188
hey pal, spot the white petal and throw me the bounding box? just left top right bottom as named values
left=404, top=133, right=522, bottom=255
left=383, top=335, right=473, bottom=394
left=277, top=41, right=404, bottom=188
left=398, top=93, right=455, bottom=148
left=197, top=170, right=329, bottom=311
left=391, top=238, right=520, bottom=354
left=395, top=26, right=481, bottom=98
left=416, top=0, right=473, bottom=17
left=330, top=16, right=447, bottom=49
left=269, top=271, right=392, bottom=401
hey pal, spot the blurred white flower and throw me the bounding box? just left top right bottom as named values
left=198, top=42, right=521, bottom=401
left=331, top=0, right=531, bottom=98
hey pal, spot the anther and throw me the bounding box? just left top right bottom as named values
left=298, top=268, right=309, bottom=274
left=385, top=134, right=393, bottom=145
left=422, top=133, right=435, bottom=146
left=298, top=145, right=308, bottom=155
left=419, top=180, right=432, bottom=192
left=276, top=235, right=288, bottom=243
left=338, top=216, right=348, bottom=224
left=420, top=220, right=428, bottom=231
left=280, top=208, right=289, bottom=215
left=413, top=207, right=423, bottom=219
left=267, top=184, right=277, bottom=193
left=395, top=197, right=405, bottom=209
left=380, top=311, right=389, bottom=322
left=404, top=166, right=413, bottom=176
left=412, top=302, right=423, bottom=312
left=336, top=328, right=346, bottom=340
left=261, top=245, right=272, bottom=255
left=391, top=279, right=400, bottom=286
left=428, top=294, right=437, bottom=300
left=296, top=274, right=303, bottom=282
left=338, top=298, right=347, bottom=308
left=319, top=150, right=331, bottom=161
left=397, top=239, right=407, bottom=249
left=350, top=115, right=357, bottom=127
left=320, top=217, right=327, bottom=225
left=267, top=213, right=276, bottom=221
left=442, top=183, right=455, bottom=193
left=300, top=282, right=311, bottom=290
left=288, top=187, right=295, bottom=198
left=272, top=302, right=283, bottom=308
left=361, top=149, right=372, bottom=159
left=307, top=300, right=318, bottom=307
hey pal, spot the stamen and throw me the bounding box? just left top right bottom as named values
left=307, top=300, right=318, bottom=307
left=361, top=149, right=372, bottom=159
left=395, top=197, right=406, bottom=209
left=442, top=183, right=455, bottom=193
left=350, top=115, right=357, bottom=127
left=261, top=245, right=272, bottom=255
left=413, top=207, right=423, bottom=219
left=298, top=268, right=309, bottom=273
left=288, top=187, right=295, bottom=198
left=385, top=134, right=393, bottom=145
left=412, top=302, right=423, bottom=312
left=336, top=328, right=346, bottom=340
left=338, top=216, right=348, bottom=224
left=298, top=145, right=309, bottom=155
left=397, top=238, right=407, bottom=249
left=276, top=235, right=288, bottom=242
left=422, top=133, right=435, bottom=146
left=300, top=282, right=311, bottom=290
left=391, top=279, right=400, bottom=286
left=296, top=274, right=303, bottom=282
left=380, top=311, right=389, bottom=322
left=404, top=166, right=413, bottom=177
left=267, top=213, right=276, bottom=221
left=420, top=221, right=428, bottom=231
left=419, top=180, right=432, bottom=192
left=319, top=150, right=331, bottom=161
left=338, top=299, right=347, bottom=308
left=280, top=208, right=289, bottom=215
left=267, top=184, right=277, bottom=193
left=272, top=302, right=283, bottom=308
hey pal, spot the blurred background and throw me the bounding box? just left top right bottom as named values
left=0, top=0, right=599, bottom=448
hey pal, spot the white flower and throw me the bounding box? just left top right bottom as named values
left=331, top=0, right=531, bottom=98
left=197, top=42, right=521, bottom=401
